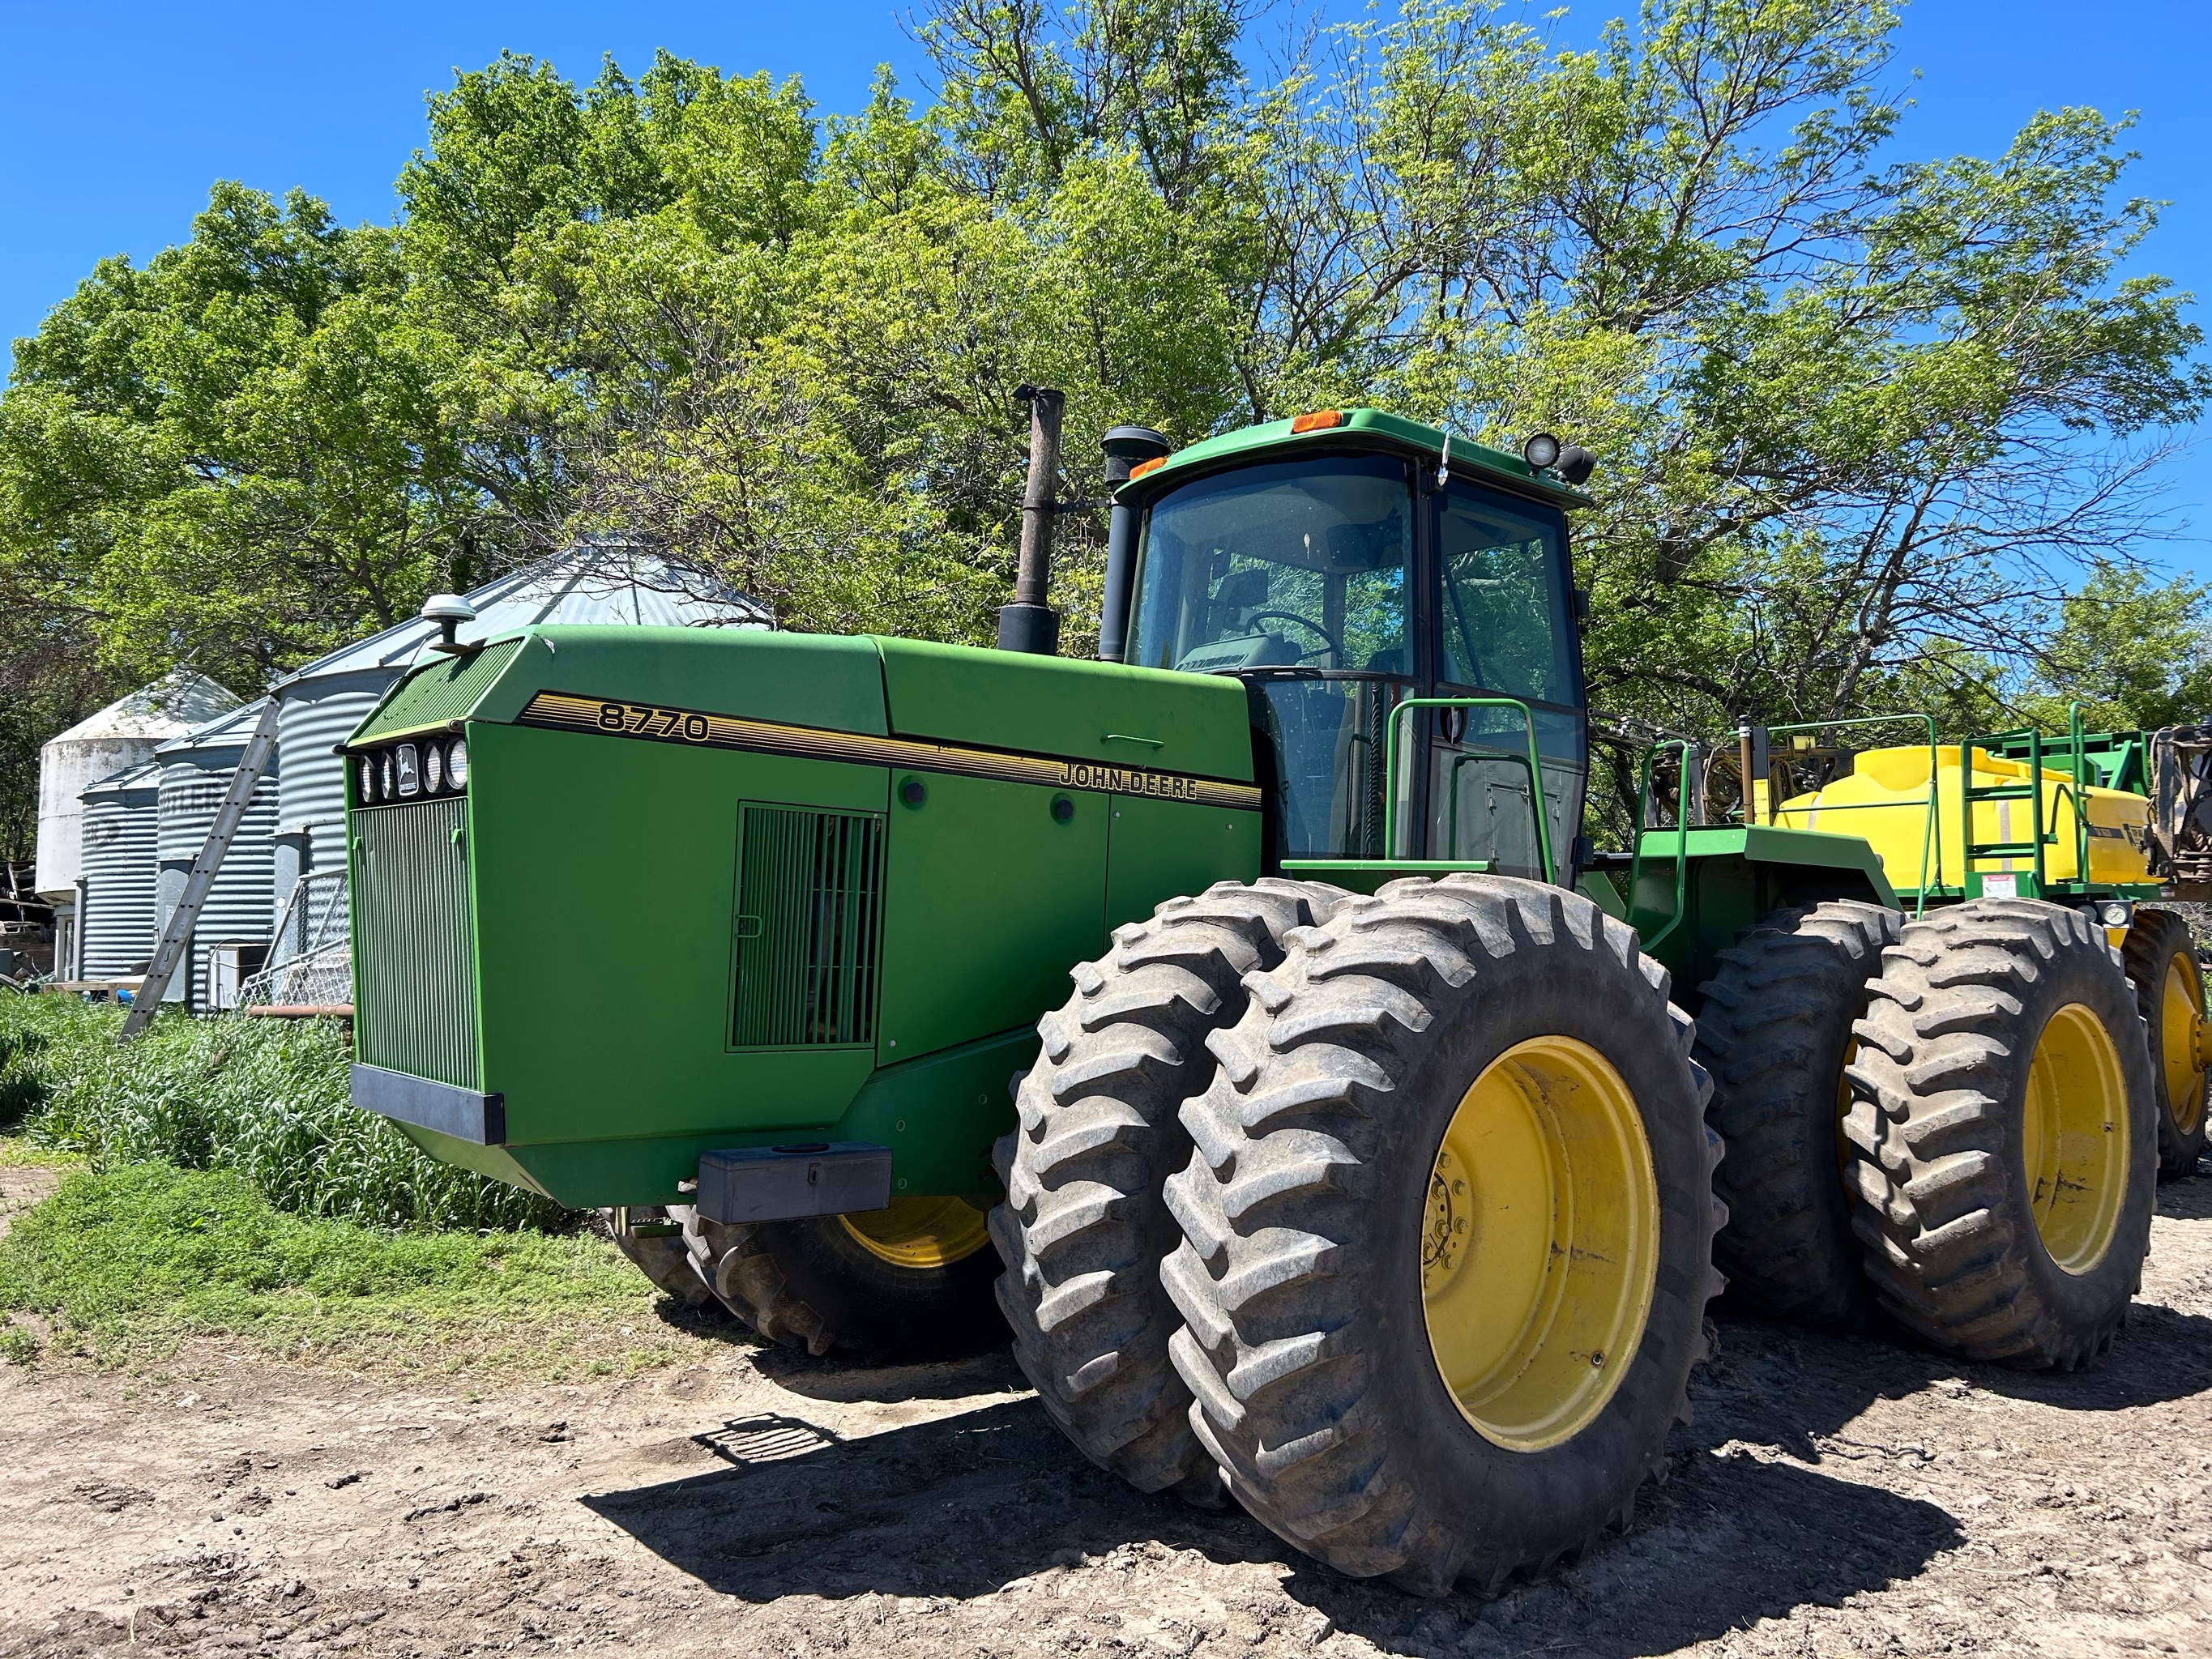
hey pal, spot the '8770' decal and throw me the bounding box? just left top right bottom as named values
left=596, top=701, right=712, bottom=742
left=517, top=689, right=1265, bottom=809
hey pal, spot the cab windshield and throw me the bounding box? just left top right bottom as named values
left=1124, top=454, right=1411, bottom=675
left=1124, top=449, right=1582, bottom=871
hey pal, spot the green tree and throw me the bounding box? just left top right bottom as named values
left=2, top=2, right=2205, bottom=838
left=0, top=184, right=470, bottom=686
left=2019, top=562, right=2212, bottom=733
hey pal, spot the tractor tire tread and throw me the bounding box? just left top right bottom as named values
left=1164, top=873, right=1723, bottom=1593
left=1693, top=900, right=1902, bottom=1326
left=1845, top=898, right=2156, bottom=1368
left=2120, top=906, right=2209, bottom=1178
left=994, top=878, right=1346, bottom=1499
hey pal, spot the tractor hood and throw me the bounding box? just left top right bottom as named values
left=343, top=626, right=1257, bottom=787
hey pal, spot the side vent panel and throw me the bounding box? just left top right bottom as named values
left=731, top=806, right=885, bottom=1049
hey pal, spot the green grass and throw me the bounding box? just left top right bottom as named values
left=0, top=994, right=571, bottom=1232
left=0, top=997, right=672, bottom=1371
left=0, top=1161, right=693, bottom=1371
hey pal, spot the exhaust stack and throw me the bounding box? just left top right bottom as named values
left=1095, top=424, right=1170, bottom=663
left=997, top=385, right=1066, bottom=655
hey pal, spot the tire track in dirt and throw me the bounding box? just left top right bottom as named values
left=0, top=1184, right=2208, bottom=1656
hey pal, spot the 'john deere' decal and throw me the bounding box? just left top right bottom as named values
left=515, top=690, right=1263, bottom=810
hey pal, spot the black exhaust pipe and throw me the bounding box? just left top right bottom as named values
left=997, top=385, right=1066, bottom=655
left=1095, top=424, right=1169, bottom=663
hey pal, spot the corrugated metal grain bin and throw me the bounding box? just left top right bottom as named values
left=269, top=546, right=767, bottom=960
left=154, top=699, right=280, bottom=1009
left=36, top=671, right=240, bottom=979
left=78, top=761, right=162, bottom=980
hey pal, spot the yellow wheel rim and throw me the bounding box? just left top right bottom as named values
left=1420, top=1036, right=1659, bottom=1452
left=2159, top=951, right=2207, bottom=1137
left=839, top=1196, right=992, bottom=1269
left=2021, top=1002, right=2129, bottom=1275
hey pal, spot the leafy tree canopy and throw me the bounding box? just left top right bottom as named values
left=2, top=0, right=2206, bottom=857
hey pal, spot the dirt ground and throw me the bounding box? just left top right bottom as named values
left=4, top=1175, right=2212, bottom=1659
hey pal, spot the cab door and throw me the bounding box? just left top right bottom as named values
left=1419, top=481, right=1587, bottom=872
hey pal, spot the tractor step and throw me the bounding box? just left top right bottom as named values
left=695, top=1141, right=894, bottom=1226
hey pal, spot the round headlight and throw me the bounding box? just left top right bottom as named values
left=425, top=742, right=445, bottom=795
left=396, top=743, right=421, bottom=797
left=379, top=753, right=395, bottom=800
left=1522, top=432, right=1562, bottom=471
left=358, top=754, right=378, bottom=804
left=447, top=740, right=468, bottom=790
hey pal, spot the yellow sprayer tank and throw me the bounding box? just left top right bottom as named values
left=1776, top=744, right=2154, bottom=896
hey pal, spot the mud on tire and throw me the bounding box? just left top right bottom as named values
left=990, top=879, right=1346, bottom=1500
left=1847, top=898, right=2157, bottom=1369
left=1161, top=874, right=1724, bottom=1595
left=1694, top=901, right=1902, bottom=1327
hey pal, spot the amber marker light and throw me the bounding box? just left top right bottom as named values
left=1129, top=455, right=1168, bottom=480
left=1289, top=409, right=1343, bottom=433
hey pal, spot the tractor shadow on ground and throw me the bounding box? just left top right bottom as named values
left=585, top=1196, right=2212, bottom=1655
left=2156, top=1171, right=2212, bottom=1222
left=579, top=1385, right=1960, bottom=1657
left=1698, top=1298, right=2212, bottom=1466
left=1697, top=1189, right=2212, bottom=1452
left=643, top=1290, right=1029, bottom=1403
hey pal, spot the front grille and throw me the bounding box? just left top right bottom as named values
left=353, top=794, right=478, bottom=1088
left=732, top=806, right=884, bottom=1048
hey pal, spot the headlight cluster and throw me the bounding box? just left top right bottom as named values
left=356, top=736, right=468, bottom=806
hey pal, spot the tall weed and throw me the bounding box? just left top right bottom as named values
left=2, top=996, right=574, bottom=1232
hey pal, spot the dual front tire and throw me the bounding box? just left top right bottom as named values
left=606, top=1196, right=1001, bottom=1356
left=998, top=874, right=1723, bottom=1594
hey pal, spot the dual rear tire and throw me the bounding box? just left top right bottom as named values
left=1847, top=899, right=2156, bottom=1367
left=1698, top=895, right=2160, bottom=1368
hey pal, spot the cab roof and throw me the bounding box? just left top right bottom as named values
left=1117, top=408, right=1593, bottom=511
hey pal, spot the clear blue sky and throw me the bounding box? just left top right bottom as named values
left=4, top=1, right=2208, bottom=570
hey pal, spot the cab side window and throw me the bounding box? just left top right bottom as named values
left=1437, top=492, right=1574, bottom=706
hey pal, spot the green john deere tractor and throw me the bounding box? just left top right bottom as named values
left=343, top=403, right=2197, bottom=1595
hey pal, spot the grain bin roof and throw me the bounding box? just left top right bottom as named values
left=274, top=545, right=768, bottom=688
left=81, top=759, right=164, bottom=800
left=152, top=696, right=273, bottom=759
left=45, top=668, right=241, bottom=745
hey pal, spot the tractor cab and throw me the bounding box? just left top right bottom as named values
left=1110, top=410, right=1591, bottom=880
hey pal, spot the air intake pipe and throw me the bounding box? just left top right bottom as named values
left=1095, top=424, right=1170, bottom=663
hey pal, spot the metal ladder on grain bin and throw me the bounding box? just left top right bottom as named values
left=118, top=700, right=281, bottom=1038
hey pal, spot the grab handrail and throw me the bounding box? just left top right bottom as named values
left=1629, top=740, right=1693, bottom=949
left=1382, top=697, right=1553, bottom=885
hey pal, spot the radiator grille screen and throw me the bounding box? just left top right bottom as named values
left=356, top=639, right=523, bottom=741
left=732, top=806, right=884, bottom=1048
left=353, top=794, right=478, bottom=1087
